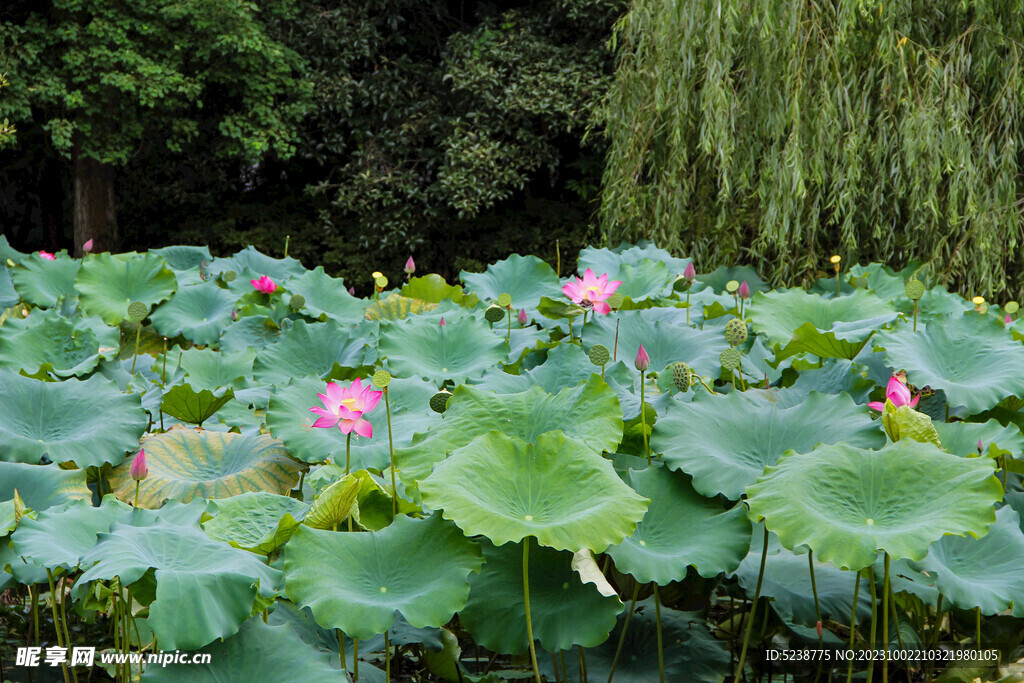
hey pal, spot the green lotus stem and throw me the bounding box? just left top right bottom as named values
left=580, top=311, right=587, bottom=344
left=556, top=240, right=561, bottom=277
left=882, top=553, right=890, bottom=683
left=353, top=637, right=359, bottom=681
left=809, top=551, right=823, bottom=646
left=568, top=317, right=573, bottom=342
left=640, top=370, right=650, bottom=465
left=888, top=583, right=903, bottom=649
left=385, top=630, right=391, bottom=683
left=523, top=537, right=542, bottom=683
left=867, top=565, right=877, bottom=683
left=653, top=584, right=665, bottom=683
left=507, top=307, right=512, bottom=344
left=579, top=646, right=588, bottom=683
left=560, top=650, right=568, bottom=681
left=694, top=375, right=718, bottom=395
left=29, top=583, right=39, bottom=643
left=60, top=575, right=79, bottom=683
left=685, top=287, right=691, bottom=326
left=297, top=470, right=305, bottom=500
left=134, top=481, right=140, bottom=508
left=734, top=526, right=769, bottom=683
left=613, top=318, right=620, bottom=361
left=836, top=272, right=841, bottom=298
left=607, top=581, right=640, bottom=683
left=338, top=630, right=347, bottom=674
left=284, top=234, right=290, bottom=258
left=346, top=432, right=353, bottom=533
left=976, top=606, right=981, bottom=651
left=384, top=387, right=397, bottom=518
left=551, top=652, right=561, bottom=682
left=846, top=572, right=860, bottom=683
left=913, top=304, right=918, bottom=332
left=130, top=321, right=142, bottom=375
left=46, top=570, right=71, bottom=683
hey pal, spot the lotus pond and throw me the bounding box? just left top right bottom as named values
left=1, top=238, right=1023, bottom=683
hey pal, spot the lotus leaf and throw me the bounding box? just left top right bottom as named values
left=0, top=308, right=119, bottom=376
left=203, top=492, right=309, bottom=554
left=749, top=288, right=897, bottom=352
left=161, top=382, right=235, bottom=426
left=252, top=319, right=374, bottom=385
left=149, top=280, right=237, bottom=345
left=0, top=462, right=91, bottom=510
left=10, top=254, right=80, bottom=307
left=209, top=246, right=305, bottom=282
left=379, top=314, right=508, bottom=383
left=460, top=254, right=562, bottom=321
left=284, top=266, right=366, bottom=323
left=75, top=252, right=178, bottom=324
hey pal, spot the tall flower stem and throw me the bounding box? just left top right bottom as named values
left=846, top=572, right=861, bottom=683
left=338, top=630, right=347, bottom=675
left=506, top=308, right=512, bottom=344
left=653, top=584, right=665, bottom=683
left=613, top=318, right=620, bottom=361
left=345, top=432, right=353, bottom=532
left=733, top=526, right=769, bottom=683
left=134, top=481, right=140, bottom=508
left=353, top=638, right=359, bottom=681
left=882, top=553, right=890, bottom=683
left=975, top=606, right=981, bottom=650
left=581, top=311, right=587, bottom=344
left=385, top=630, right=391, bottom=683
left=523, top=537, right=542, bottom=683
left=685, top=287, right=691, bottom=326
left=46, top=570, right=71, bottom=683
left=384, top=387, right=397, bottom=518
left=607, top=581, right=640, bottom=683
left=640, top=370, right=650, bottom=465
left=130, top=322, right=142, bottom=375
left=809, top=550, right=823, bottom=683
left=867, top=565, right=877, bottom=683
left=556, top=240, right=561, bottom=277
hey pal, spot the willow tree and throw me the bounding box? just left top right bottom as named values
left=600, top=0, right=1024, bottom=295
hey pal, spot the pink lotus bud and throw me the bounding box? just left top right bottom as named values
left=816, top=620, right=823, bottom=640
left=738, top=281, right=751, bottom=299
left=231, top=310, right=238, bottom=321
left=82, top=239, right=94, bottom=253
left=404, top=256, right=416, bottom=275
left=1006, top=314, right=1012, bottom=324
left=439, top=317, right=446, bottom=326
left=130, top=450, right=148, bottom=481
left=634, top=344, right=650, bottom=372
left=977, top=439, right=984, bottom=454
left=518, top=308, right=528, bottom=325
left=683, top=262, right=696, bottom=281
left=38, top=251, right=55, bottom=260
left=348, top=286, right=356, bottom=296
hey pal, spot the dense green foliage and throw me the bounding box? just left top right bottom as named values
left=600, top=0, right=1024, bottom=296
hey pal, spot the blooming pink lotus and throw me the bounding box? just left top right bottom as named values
left=562, top=269, right=622, bottom=315
left=310, top=378, right=382, bottom=438
left=251, top=275, right=277, bottom=294
left=38, top=251, right=55, bottom=260
left=868, top=375, right=919, bottom=412
left=130, top=449, right=148, bottom=481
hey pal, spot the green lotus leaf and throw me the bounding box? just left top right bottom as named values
left=909, top=506, right=1024, bottom=616
left=459, top=539, right=623, bottom=655
left=0, top=235, right=26, bottom=263
left=460, top=254, right=562, bottom=321
left=10, top=496, right=136, bottom=570
left=0, top=370, right=146, bottom=466
left=161, top=383, right=235, bottom=426
left=252, top=319, right=375, bottom=385
left=699, top=264, right=769, bottom=294
left=77, top=522, right=280, bottom=650
left=285, top=266, right=367, bottom=323
left=875, top=315, right=1024, bottom=414
left=472, top=343, right=634, bottom=399
left=652, top=390, right=883, bottom=499
left=774, top=321, right=881, bottom=361
left=364, top=293, right=439, bottom=320
left=149, top=245, right=213, bottom=271
left=420, top=431, right=648, bottom=552
left=0, top=264, right=18, bottom=308
left=0, top=308, right=119, bottom=376
left=283, top=514, right=483, bottom=640
left=108, top=430, right=303, bottom=508
left=210, top=246, right=305, bottom=283
left=267, top=375, right=440, bottom=469
left=605, top=467, right=751, bottom=583
left=178, top=347, right=256, bottom=391
left=143, top=616, right=341, bottom=683
left=302, top=476, right=359, bottom=530
left=749, top=288, right=897, bottom=351
left=400, top=273, right=476, bottom=307
left=399, top=376, right=623, bottom=489
left=149, top=280, right=237, bottom=345
left=584, top=310, right=728, bottom=377
left=536, top=295, right=584, bottom=321
left=0, top=462, right=91, bottom=510
left=379, top=314, right=508, bottom=384
left=784, top=358, right=875, bottom=405
left=75, top=252, right=178, bottom=324
left=203, top=492, right=309, bottom=554
left=10, top=254, right=80, bottom=307
left=219, top=315, right=280, bottom=353
left=933, top=419, right=1024, bottom=458
left=733, top=529, right=872, bottom=628
left=746, top=441, right=1003, bottom=570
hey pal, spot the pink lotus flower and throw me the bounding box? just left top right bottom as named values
left=683, top=262, right=696, bottom=282
left=977, top=439, right=985, bottom=454
left=738, top=281, right=751, bottom=299
left=251, top=275, right=276, bottom=294
left=82, top=239, right=94, bottom=253
left=1006, top=314, right=1012, bottom=324
left=562, top=269, right=622, bottom=315
left=868, top=375, right=919, bottom=412
left=38, top=251, right=55, bottom=260
left=348, top=286, right=356, bottom=296
left=518, top=308, right=528, bottom=325
left=634, top=344, right=650, bottom=372
left=130, top=449, right=148, bottom=481
left=440, top=317, right=446, bottom=326
left=310, top=378, right=382, bottom=438
left=404, top=256, right=416, bottom=275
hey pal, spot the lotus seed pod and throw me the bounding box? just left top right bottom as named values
left=904, top=279, right=925, bottom=301
left=375, top=275, right=388, bottom=290
left=289, top=294, right=305, bottom=310
left=372, top=370, right=392, bottom=388
left=127, top=301, right=148, bottom=322
left=497, top=293, right=512, bottom=308
left=429, top=389, right=452, bottom=413
left=1006, top=301, right=1019, bottom=314
left=607, top=293, right=624, bottom=310
left=671, top=362, right=691, bottom=392
left=720, top=347, right=741, bottom=370
left=221, top=270, right=237, bottom=283
left=484, top=305, right=506, bottom=323
left=725, top=280, right=740, bottom=293
left=724, top=318, right=748, bottom=346
left=588, top=344, right=610, bottom=366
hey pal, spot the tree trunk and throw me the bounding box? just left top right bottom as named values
left=73, top=138, right=117, bottom=255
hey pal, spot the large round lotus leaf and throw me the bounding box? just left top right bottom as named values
left=149, top=280, right=237, bottom=345
left=933, top=419, right=1024, bottom=458
left=142, top=617, right=341, bottom=683
left=910, top=506, right=1024, bottom=616
left=0, top=264, right=18, bottom=308
left=77, top=522, right=280, bottom=650
left=209, top=246, right=305, bottom=282
left=652, top=390, right=883, bottom=500
left=202, top=492, right=309, bottom=554
left=458, top=539, right=623, bottom=655
left=10, top=496, right=137, bottom=570
left=399, top=376, right=623, bottom=488
left=460, top=254, right=562, bottom=321
left=219, top=315, right=280, bottom=353
left=750, top=288, right=897, bottom=352
left=733, top=529, right=872, bottom=627
left=606, top=467, right=751, bottom=583
left=584, top=310, right=728, bottom=377
left=149, top=245, right=213, bottom=271
left=161, top=383, right=235, bottom=426
left=267, top=375, right=439, bottom=469
left=400, top=274, right=475, bottom=306
left=875, top=315, right=1024, bottom=414
left=283, top=514, right=483, bottom=640
left=0, top=370, right=146, bottom=467
left=746, top=441, right=1003, bottom=570
left=252, top=319, right=374, bottom=385
left=379, top=314, right=508, bottom=384
left=0, top=462, right=90, bottom=510
left=0, top=309, right=119, bottom=376
left=364, top=293, right=440, bottom=321
left=420, top=431, right=648, bottom=552
left=285, top=266, right=366, bottom=323
left=74, top=252, right=178, bottom=324
left=178, top=348, right=256, bottom=390
left=10, top=254, right=80, bottom=307
left=108, top=430, right=304, bottom=508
